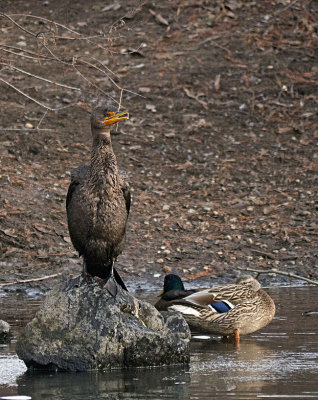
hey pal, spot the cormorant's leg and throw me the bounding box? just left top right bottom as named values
left=81, top=259, right=91, bottom=282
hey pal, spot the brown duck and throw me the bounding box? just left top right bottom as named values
left=159, top=275, right=275, bottom=343
left=66, top=107, right=130, bottom=295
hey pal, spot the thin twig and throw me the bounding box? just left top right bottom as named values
left=37, top=110, right=49, bottom=129
left=0, top=127, right=54, bottom=131
left=79, top=59, right=145, bottom=99
left=274, top=0, right=299, bottom=15
left=0, top=44, right=51, bottom=58
left=0, top=77, right=76, bottom=111
left=118, top=88, right=124, bottom=111
left=72, top=58, right=120, bottom=105
left=91, top=57, right=118, bottom=77
left=0, top=12, right=37, bottom=37
left=79, top=58, right=123, bottom=91
left=0, top=272, right=63, bottom=287
left=237, top=266, right=318, bottom=286
left=4, top=13, right=102, bottom=40
left=38, top=39, right=69, bottom=65
left=1, top=63, right=81, bottom=91
left=0, top=46, right=51, bottom=61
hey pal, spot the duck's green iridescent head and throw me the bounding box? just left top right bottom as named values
left=159, top=274, right=185, bottom=296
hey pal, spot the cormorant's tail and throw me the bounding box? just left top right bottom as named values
left=84, top=258, right=128, bottom=296
left=104, top=262, right=128, bottom=296
left=113, top=266, right=128, bottom=291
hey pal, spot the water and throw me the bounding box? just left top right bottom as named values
left=0, top=286, right=318, bottom=399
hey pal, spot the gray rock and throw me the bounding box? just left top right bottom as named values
left=0, top=320, right=11, bottom=342
left=16, top=276, right=190, bottom=371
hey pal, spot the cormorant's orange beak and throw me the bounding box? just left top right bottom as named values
left=104, top=111, right=129, bottom=125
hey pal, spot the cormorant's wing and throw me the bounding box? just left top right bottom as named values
left=66, top=165, right=90, bottom=209
left=118, top=169, right=131, bottom=216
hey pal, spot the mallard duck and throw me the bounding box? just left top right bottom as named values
left=66, top=107, right=130, bottom=296
left=154, top=274, right=198, bottom=311
left=166, top=275, right=275, bottom=342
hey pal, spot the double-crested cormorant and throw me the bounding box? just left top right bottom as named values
left=66, top=107, right=130, bottom=294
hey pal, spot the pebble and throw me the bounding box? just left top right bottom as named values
left=263, top=206, right=274, bottom=215
left=139, top=87, right=151, bottom=93
left=25, top=123, right=33, bottom=129
left=146, top=104, right=157, bottom=112
left=162, top=265, right=172, bottom=273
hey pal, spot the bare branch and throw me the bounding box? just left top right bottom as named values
left=0, top=77, right=77, bottom=111
left=0, top=128, right=54, bottom=132
left=0, top=44, right=50, bottom=58
left=237, top=266, right=318, bottom=286
left=8, top=13, right=104, bottom=40
left=1, top=63, right=81, bottom=91
left=79, top=59, right=123, bottom=91
left=0, top=272, right=63, bottom=287
left=0, top=12, right=37, bottom=37
left=72, top=58, right=120, bottom=105
left=0, top=46, right=51, bottom=61
left=79, top=59, right=145, bottom=99
left=37, top=110, right=49, bottom=129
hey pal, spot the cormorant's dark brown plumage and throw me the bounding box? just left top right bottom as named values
left=66, top=107, right=129, bottom=294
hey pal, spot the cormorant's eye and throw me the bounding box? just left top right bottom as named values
left=105, top=112, right=115, bottom=118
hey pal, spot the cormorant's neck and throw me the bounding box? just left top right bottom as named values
left=89, top=128, right=119, bottom=188
left=91, top=127, right=112, bottom=146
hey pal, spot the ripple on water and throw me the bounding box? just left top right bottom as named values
left=0, top=285, right=318, bottom=400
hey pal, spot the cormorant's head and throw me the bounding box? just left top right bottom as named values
left=91, top=107, right=129, bottom=130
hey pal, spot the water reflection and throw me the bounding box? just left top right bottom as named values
left=189, top=286, right=318, bottom=399
left=16, top=366, right=190, bottom=400
left=190, top=339, right=276, bottom=397
left=0, top=286, right=318, bottom=399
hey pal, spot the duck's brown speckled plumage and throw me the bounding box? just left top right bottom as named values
left=66, top=107, right=130, bottom=289
left=168, top=276, right=276, bottom=338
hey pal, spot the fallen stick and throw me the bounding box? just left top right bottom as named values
left=0, top=272, right=63, bottom=287
left=237, top=266, right=318, bottom=286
